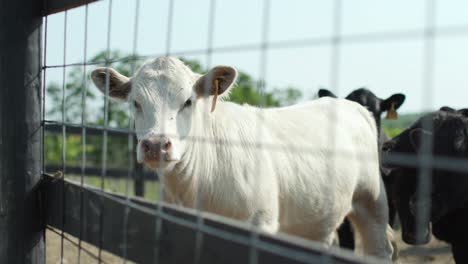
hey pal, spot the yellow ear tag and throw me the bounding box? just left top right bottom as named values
left=211, top=79, right=219, bottom=113
left=386, top=102, right=398, bottom=120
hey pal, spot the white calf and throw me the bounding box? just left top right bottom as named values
left=91, top=57, right=393, bottom=259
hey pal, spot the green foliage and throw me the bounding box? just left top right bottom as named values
left=228, top=72, right=280, bottom=107
left=179, top=58, right=204, bottom=74
left=272, top=86, right=303, bottom=107
left=46, top=51, right=142, bottom=165
left=381, top=113, right=423, bottom=138
left=180, top=58, right=302, bottom=107
left=381, top=113, right=423, bottom=131
left=46, top=50, right=141, bottom=127
left=382, top=127, right=404, bottom=138
left=45, top=132, right=131, bottom=168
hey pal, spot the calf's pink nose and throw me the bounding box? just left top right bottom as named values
left=141, top=137, right=171, bottom=158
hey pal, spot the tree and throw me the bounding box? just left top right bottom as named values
left=272, top=86, right=303, bottom=107
left=46, top=51, right=140, bottom=167
left=180, top=58, right=301, bottom=107
left=46, top=50, right=140, bottom=127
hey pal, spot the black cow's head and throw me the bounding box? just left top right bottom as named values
left=382, top=123, right=432, bottom=245
left=318, top=88, right=405, bottom=130
left=440, top=106, right=468, bottom=117
left=382, top=110, right=468, bottom=245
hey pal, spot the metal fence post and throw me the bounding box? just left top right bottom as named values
left=0, top=0, right=44, bottom=263
left=134, top=158, right=145, bottom=197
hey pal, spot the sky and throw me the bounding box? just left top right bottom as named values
left=43, top=0, right=468, bottom=116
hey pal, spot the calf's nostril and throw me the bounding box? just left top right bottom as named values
left=164, top=140, right=171, bottom=150
left=141, top=137, right=171, bottom=161
left=142, top=140, right=151, bottom=153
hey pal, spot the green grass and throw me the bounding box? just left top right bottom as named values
left=66, top=175, right=160, bottom=201
left=382, top=127, right=404, bottom=138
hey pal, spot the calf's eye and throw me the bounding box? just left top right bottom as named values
left=134, top=101, right=142, bottom=112
left=182, top=99, right=192, bottom=109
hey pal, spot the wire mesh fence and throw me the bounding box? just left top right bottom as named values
left=33, top=0, right=468, bottom=263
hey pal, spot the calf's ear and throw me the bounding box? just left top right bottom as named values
left=194, top=66, right=238, bottom=98
left=381, top=93, right=406, bottom=112
left=91, top=67, right=131, bottom=101
left=194, top=66, right=238, bottom=112
left=317, top=89, right=337, bottom=98
left=409, top=128, right=433, bottom=153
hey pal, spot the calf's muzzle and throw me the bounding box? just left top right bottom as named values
left=141, top=136, right=172, bottom=162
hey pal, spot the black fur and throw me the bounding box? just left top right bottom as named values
left=382, top=109, right=468, bottom=263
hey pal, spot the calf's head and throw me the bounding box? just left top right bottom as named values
left=382, top=127, right=432, bottom=245
left=91, top=57, right=238, bottom=169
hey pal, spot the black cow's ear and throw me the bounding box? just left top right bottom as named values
left=380, top=93, right=406, bottom=112
left=457, top=109, right=468, bottom=117
left=441, top=107, right=468, bottom=117
left=440, top=106, right=456, bottom=113
left=409, top=128, right=433, bottom=153
left=381, top=93, right=406, bottom=112
left=318, top=89, right=337, bottom=98
left=382, top=93, right=405, bottom=120
left=454, top=132, right=467, bottom=154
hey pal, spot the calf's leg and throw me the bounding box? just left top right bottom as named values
left=347, top=182, right=393, bottom=259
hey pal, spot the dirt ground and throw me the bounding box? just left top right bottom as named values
left=46, top=228, right=133, bottom=264
left=395, top=233, right=454, bottom=264
left=46, top=228, right=454, bottom=264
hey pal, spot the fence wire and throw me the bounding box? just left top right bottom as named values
left=39, top=0, right=468, bottom=263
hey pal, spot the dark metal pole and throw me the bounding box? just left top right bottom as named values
left=0, top=0, right=44, bottom=263
left=134, top=159, right=145, bottom=197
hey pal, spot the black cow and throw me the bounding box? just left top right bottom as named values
left=318, top=88, right=406, bottom=250
left=382, top=108, right=468, bottom=263
left=318, top=88, right=405, bottom=132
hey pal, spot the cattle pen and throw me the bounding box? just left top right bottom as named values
left=1, top=0, right=467, bottom=263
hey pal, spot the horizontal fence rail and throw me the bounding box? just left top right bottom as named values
left=42, top=174, right=380, bottom=264
left=42, top=0, right=98, bottom=15
left=44, top=121, right=135, bottom=137
left=44, top=122, right=153, bottom=197
left=44, top=164, right=157, bottom=180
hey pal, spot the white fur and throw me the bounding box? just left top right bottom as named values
left=92, top=57, right=393, bottom=259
